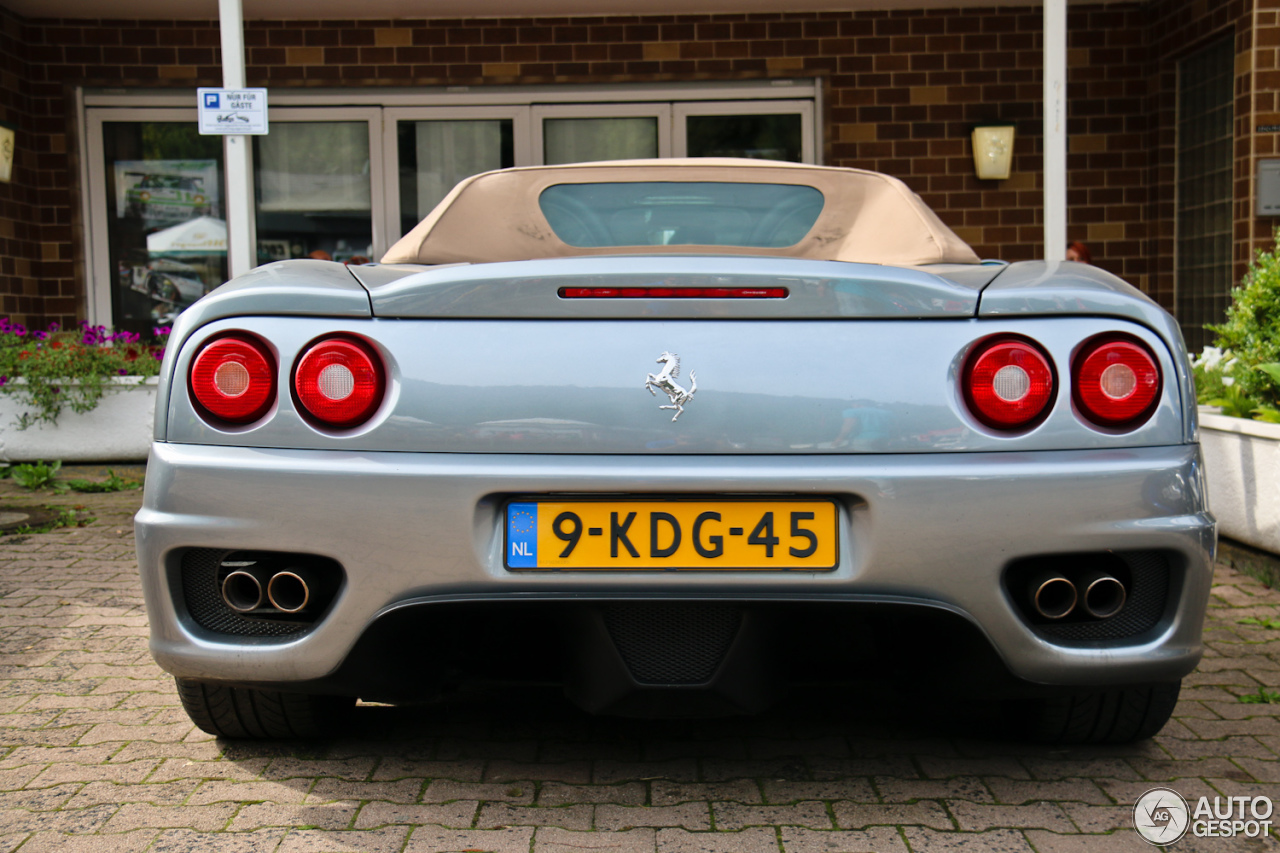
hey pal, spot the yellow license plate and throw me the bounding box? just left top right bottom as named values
left=505, top=499, right=838, bottom=571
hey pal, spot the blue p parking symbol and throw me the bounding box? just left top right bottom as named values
left=203, top=93, right=220, bottom=108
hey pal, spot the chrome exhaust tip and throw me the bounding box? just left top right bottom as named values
left=221, top=571, right=263, bottom=612
left=1030, top=574, right=1077, bottom=620
left=1082, top=573, right=1126, bottom=619
left=267, top=571, right=310, bottom=613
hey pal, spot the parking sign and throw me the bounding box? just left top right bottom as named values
left=197, top=88, right=268, bottom=135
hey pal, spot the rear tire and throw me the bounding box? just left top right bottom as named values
left=176, top=677, right=354, bottom=739
left=1016, top=682, right=1180, bottom=744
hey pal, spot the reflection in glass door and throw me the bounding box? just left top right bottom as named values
left=674, top=101, right=815, bottom=163
left=253, top=120, right=377, bottom=265
left=396, top=119, right=514, bottom=237
left=100, top=121, right=227, bottom=336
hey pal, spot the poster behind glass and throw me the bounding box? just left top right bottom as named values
left=254, top=123, right=373, bottom=266
left=103, top=123, right=227, bottom=337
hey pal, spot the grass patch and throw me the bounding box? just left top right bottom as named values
left=10, top=460, right=60, bottom=490
left=64, top=469, right=140, bottom=493
left=3, top=506, right=95, bottom=536
left=1239, top=687, right=1280, bottom=704
left=1239, top=616, right=1280, bottom=630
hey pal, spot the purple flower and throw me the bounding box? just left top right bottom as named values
left=0, top=376, right=7, bottom=387
left=117, top=368, right=128, bottom=375
left=33, top=331, right=47, bottom=341
left=153, top=350, right=165, bottom=361
left=51, top=387, right=59, bottom=394
left=48, top=322, right=60, bottom=331
left=153, top=325, right=172, bottom=338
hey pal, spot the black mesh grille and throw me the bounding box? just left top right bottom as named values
left=604, top=603, right=741, bottom=685
left=1036, top=551, right=1171, bottom=641
left=179, top=548, right=308, bottom=637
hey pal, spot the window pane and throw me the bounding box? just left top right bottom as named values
left=253, top=122, right=373, bottom=265
left=539, top=182, right=824, bottom=247
left=103, top=122, right=226, bottom=335
left=1176, top=38, right=1234, bottom=352
left=543, top=117, right=658, bottom=165
left=686, top=114, right=802, bottom=162
left=398, top=119, right=513, bottom=236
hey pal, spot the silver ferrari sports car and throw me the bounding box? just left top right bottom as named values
left=135, top=159, right=1214, bottom=742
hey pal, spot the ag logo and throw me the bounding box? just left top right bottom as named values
left=1134, top=787, right=1189, bottom=845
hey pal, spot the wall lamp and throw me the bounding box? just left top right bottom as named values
left=971, top=122, right=1017, bottom=181
left=0, top=122, right=14, bottom=184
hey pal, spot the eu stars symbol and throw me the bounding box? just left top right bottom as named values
left=507, top=503, right=538, bottom=568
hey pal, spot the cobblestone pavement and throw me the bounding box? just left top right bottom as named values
left=2, top=473, right=1280, bottom=852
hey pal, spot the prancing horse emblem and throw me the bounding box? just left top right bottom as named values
left=644, top=351, right=697, bottom=421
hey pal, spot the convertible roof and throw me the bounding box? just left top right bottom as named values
left=381, top=158, right=981, bottom=267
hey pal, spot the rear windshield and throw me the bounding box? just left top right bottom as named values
left=538, top=181, right=825, bottom=248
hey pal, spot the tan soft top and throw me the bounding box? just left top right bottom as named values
left=381, top=158, right=979, bottom=267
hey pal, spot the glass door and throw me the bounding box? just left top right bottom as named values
left=383, top=106, right=530, bottom=243
left=87, top=109, right=227, bottom=335
left=532, top=104, right=671, bottom=165
left=674, top=101, right=816, bottom=163
left=252, top=108, right=384, bottom=266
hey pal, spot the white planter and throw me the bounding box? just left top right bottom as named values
left=0, top=377, right=157, bottom=463
left=1200, top=408, right=1280, bottom=556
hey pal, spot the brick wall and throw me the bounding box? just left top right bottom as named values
left=0, top=6, right=41, bottom=326
left=0, top=0, right=1261, bottom=327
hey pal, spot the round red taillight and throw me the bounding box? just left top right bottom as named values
left=189, top=334, right=276, bottom=424
left=1074, top=335, right=1160, bottom=428
left=293, top=337, right=385, bottom=428
left=963, top=336, right=1056, bottom=429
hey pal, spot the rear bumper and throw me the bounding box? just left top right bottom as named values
left=135, top=442, right=1215, bottom=691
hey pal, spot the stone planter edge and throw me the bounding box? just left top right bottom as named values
left=0, top=376, right=158, bottom=463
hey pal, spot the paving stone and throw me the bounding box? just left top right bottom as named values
left=478, top=802, right=594, bottom=829
left=833, top=800, right=952, bottom=830
left=596, top=802, right=712, bottom=830
left=712, top=800, right=831, bottom=830
left=13, top=830, right=159, bottom=853
left=484, top=759, right=592, bottom=784
left=539, top=781, right=647, bottom=806
left=370, top=758, right=484, bottom=782
left=1022, top=831, right=1152, bottom=852
left=534, top=827, right=657, bottom=853
left=104, top=801, right=238, bottom=831
left=231, top=800, right=361, bottom=830
left=761, top=778, right=877, bottom=804
left=353, top=800, right=478, bottom=829
left=652, top=779, right=761, bottom=805
left=656, top=827, right=781, bottom=852
left=983, top=777, right=1110, bottom=805
left=277, top=826, right=410, bottom=852
left=947, top=801, right=1076, bottom=832
left=875, top=776, right=994, bottom=804
left=421, top=779, right=535, bottom=803
left=305, top=777, right=422, bottom=804
left=779, top=826, right=909, bottom=852
left=901, top=827, right=1035, bottom=851
left=404, top=825, right=534, bottom=852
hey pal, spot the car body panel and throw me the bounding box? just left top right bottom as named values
left=162, top=314, right=1185, bottom=455
left=136, top=441, right=1213, bottom=688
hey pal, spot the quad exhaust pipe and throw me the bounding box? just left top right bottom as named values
left=1028, top=571, right=1127, bottom=620
left=220, top=566, right=313, bottom=614
left=1080, top=572, right=1126, bottom=619
left=1030, top=574, right=1077, bottom=620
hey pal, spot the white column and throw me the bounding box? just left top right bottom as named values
left=219, top=0, right=254, bottom=279
left=1043, top=0, right=1067, bottom=261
